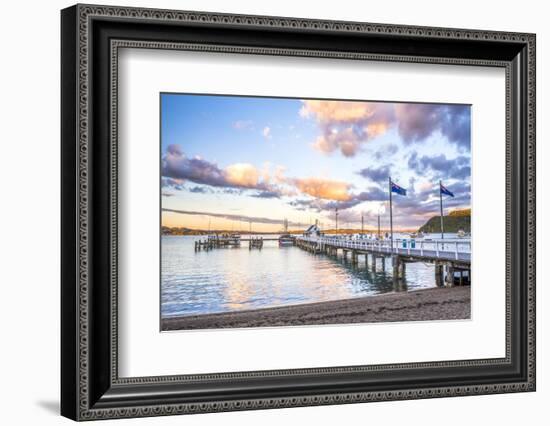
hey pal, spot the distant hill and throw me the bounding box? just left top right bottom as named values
left=162, top=226, right=206, bottom=236
left=161, top=227, right=306, bottom=235
left=418, top=210, right=471, bottom=233
left=449, top=208, right=471, bottom=217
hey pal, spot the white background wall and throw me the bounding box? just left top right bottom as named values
left=0, top=0, right=546, bottom=424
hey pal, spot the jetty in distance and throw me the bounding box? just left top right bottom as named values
left=194, top=234, right=269, bottom=251
left=195, top=218, right=297, bottom=251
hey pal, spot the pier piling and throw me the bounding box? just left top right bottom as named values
left=445, top=264, right=455, bottom=287
left=435, top=262, right=443, bottom=287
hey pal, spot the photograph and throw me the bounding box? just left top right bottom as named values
left=160, top=94, right=472, bottom=330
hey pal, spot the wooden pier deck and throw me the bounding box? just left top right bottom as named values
left=297, top=236, right=470, bottom=262
left=296, top=236, right=471, bottom=287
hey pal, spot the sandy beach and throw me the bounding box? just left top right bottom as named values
left=161, top=286, right=470, bottom=331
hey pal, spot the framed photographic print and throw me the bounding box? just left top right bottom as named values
left=159, top=94, right=473, bottom=331
left=61, top=4, right=536, bottom=421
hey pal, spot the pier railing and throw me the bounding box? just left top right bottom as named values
left=296, top=236, right=471, bottom=262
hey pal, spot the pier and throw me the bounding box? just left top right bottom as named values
left=194, top=235, right=285, bottom=251
left=296, top=236, right=471, bottom=287
left=194, top=234, right=241, bottom=251
left=248, top=237, right=264, bottom=250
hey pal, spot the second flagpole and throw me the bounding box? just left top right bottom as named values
left=389, top=176, right=393, bottom=251
left=439, top=180, right=444, bottom=240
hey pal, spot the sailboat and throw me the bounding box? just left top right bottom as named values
left=457, top=229, right=470, bottom=238
left=278, top=218, right=294, bottom=247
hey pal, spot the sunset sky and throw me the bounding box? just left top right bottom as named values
left=161, top=94, right=471, bottom=232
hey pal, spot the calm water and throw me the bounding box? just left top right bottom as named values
left=161, top=234, right=461, bottom=318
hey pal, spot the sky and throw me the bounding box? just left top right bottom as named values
left=160, top=93, right=471, bottom=232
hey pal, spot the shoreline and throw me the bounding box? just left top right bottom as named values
left=161, top=286, right=471, bottom=331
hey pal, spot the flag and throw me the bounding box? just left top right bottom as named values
left=391, top=181, right=407, bottom=196
left=440, top=182, right=454, bottom=197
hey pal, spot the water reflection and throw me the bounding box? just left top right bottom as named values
left=161, top=236, right=435, bottom=318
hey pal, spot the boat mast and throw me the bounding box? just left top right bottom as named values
left=389, top=177, right=394, bottom=250
left=439, top=180, right=444, bottom=240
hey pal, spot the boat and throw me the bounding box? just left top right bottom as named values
left=457, top=229, right=470, bottom=238
left=278, top=233, right=295, bottom=246
left=279, top=218, right=295, bottom=246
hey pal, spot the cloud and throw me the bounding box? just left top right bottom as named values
left=302, top=100, right=394, bottom=157
left=357, top=165, right=391, bottom=183
left=163, top=208, right=306, bottom=227
left=162, top=145, right=228, bottom=187
left=222, top=188, right=243, bottom=195
left=417, top=180, right=435, bottom=193
left=288, top=160, right=471, bottom=228
left=289, top=198, right=318, bottom=211
left=161, top=177, right=185, bottom=190
left=394, top=104, right=438, bottom=143
left=439, top=107, right=471, bottom=150
left=289, top=186, right=387, bottom=212
left=161, top=145, right=467, bottom=224
left=312, top=127, right=365, bottom=158
left=250, top=190, right=280, bottom=199
left=163, top=145, right=348, bottom=201
left=162, top=145, right=358, bottom=202
left=260, top=162, right=272, bottom=183
left=262, top=126, right=271, bottom=139
left=374, top=143, right=399, bottom=161
left=446, top=181, right=471, bottom=196
left=188, top=186, right=211, bottom=194
left=224, top=163, right=262, bottom=188
left=300, top=100, right=471, bottom=157
left=162, top=144, right=270, bottom=191
left=408, top=153, right=471, bottom=180
left=395, top=104, right=470, bottom=149
left=273, top=165, right=286, bottom=184
left=289, top=177, right=352, bottom=201
left=325, top=187, right=387, bottom=210
left=300, top=100, right=379, bottom=123
left=297, top=176, right=471, bottom=228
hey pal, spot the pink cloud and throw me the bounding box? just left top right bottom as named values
left=301, top=100, right=394, bottom=157
left=301, top=100, right=471, bottom=156
left=289, top=177, right=353, bottom=201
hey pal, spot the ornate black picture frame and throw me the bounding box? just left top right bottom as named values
left=61, top=4, right=536, bottom=421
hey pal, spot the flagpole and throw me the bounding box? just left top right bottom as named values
left=389, top=176, right=393, bottom=251
left=439, top=180, right=444, bottom=240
